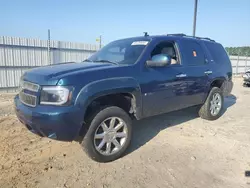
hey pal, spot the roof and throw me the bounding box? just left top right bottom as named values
left=122, top=33, right=216, bottom=43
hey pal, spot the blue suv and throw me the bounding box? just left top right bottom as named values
left=15, top=34, right=233, bottom=162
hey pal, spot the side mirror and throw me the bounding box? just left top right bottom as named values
left=146, top=54, right=171, bottom=67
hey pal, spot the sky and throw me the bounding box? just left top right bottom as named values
left=0, top=0, right=249, bottom=47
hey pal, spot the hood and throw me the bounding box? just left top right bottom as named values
left=22, top=62, right=114, bottom=85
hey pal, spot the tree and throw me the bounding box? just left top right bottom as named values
left=225, top=46, right=250, bottom=56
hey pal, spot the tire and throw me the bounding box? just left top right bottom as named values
left=81, top=106, right=132, bottom=162
left=199, top=87, right=224, bottom=120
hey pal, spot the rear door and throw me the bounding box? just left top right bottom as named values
left=178, top=39, right=211, bottom=106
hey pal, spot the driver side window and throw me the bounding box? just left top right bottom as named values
left=151, top=42, right=179, bottom=65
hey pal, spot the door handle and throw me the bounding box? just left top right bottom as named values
left=204, top=70, right=212, bottom=75
left=176, top=74, right=187, bottom=78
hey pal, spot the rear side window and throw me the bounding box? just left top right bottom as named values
left=181, top=40, right=206, bottom=66
left=205, top=42, right=230, bottom=64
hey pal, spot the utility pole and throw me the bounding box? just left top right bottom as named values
left=99, top=35, right=102, bottom=49
left=96, top=35, right=102, bottom=49
left=47, top=29, right=51, bottom=64
left=193, top=0, right=198, bottom=36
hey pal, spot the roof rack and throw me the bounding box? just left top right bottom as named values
left=167, top=33, right=215, bottom=42
left=167, top=33, right=186, bottom=37
left=194, top=36, right=215, bottom=42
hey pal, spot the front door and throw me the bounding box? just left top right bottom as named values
left=140, top=40, right=190, bottom=117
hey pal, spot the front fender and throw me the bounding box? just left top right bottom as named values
left=75, top=77, right=142, bottom=119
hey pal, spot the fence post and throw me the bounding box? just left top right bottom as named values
left=47, top=29, right=51, bottom=65
left=236, top=55, right=239, bottom=75
left=11, top=37, right=16, bottom=92
left=245, top=56, right=248, bottom=72
left=58, top=40, right=61, bottom=64
left=3, top=37, right=9, bottom=93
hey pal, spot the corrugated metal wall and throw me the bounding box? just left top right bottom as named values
left=0, top=36, right=250, bottom=93
left=230, top=56, right=250, bottom=75
left=0, top=36, right=98, bottom=92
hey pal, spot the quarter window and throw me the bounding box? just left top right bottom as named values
left=205, top=42, right=230, bottom=64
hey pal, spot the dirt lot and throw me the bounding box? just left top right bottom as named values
left=0, top=78, right=249, bottom=188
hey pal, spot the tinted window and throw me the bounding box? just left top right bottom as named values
left=205, top=42, right=230, bottom=64
left=181, top=40, right=206, bottom=66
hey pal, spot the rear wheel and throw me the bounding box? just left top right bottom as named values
left=81, top=106, right=132, bottom=162
left=199, top=87, right=224, bottom=120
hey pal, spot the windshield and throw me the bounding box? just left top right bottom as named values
left=87, top=38, right=150, bottom=65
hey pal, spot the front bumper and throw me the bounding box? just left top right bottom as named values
left=14, top=95, right=83, bottom=141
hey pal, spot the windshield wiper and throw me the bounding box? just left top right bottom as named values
left=95, top=60, right=118, bottom=65
left=83, top=59, right=93, bottom=62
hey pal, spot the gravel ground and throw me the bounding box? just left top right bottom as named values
left=0, top=78, right=249, bottom=188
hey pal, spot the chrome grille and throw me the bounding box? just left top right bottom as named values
left=19, top=91, right=37, bottom=107
left=19, top=80, right=39, bottom=107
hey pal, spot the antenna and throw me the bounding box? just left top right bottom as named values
left=143, top=32, right=149, bottom=37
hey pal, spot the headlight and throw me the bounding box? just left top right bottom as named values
left=40, top=86, right=72, bottom=105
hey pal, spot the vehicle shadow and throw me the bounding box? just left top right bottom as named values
left=126, top=94, right=237, bottom=155
left=222, top=94, right=237, bottom=114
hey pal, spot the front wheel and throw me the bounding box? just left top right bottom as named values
left=81, top=106, right=132, bottom=162
left=199, top=87, right=224, bottom=120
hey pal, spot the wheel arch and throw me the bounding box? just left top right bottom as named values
left=74, top=77, right=142, bottom=141
left=203, top=77, right=227, bottom=103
